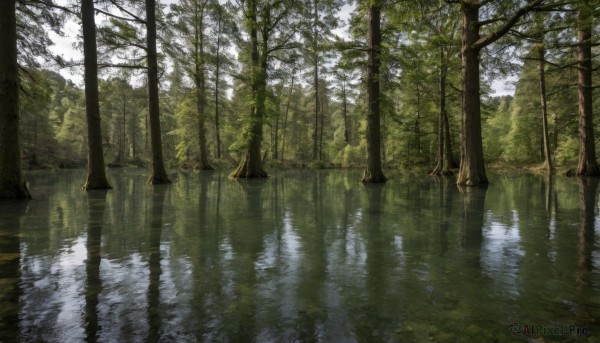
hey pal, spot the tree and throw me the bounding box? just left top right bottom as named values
left=362, top=1, right=386, bottom=183
left=231, top=0, right=298, bottom=178
left=169, top=0, right=214, bottom=170
left=536, top=13, right=552, bottom=173
left=0, top=0, right=31, bottom=199
left=455, top=0, right=544, bottom=186
left=82, top=0, right=112, bottom=190
left=575, top=0, right=599, bottom=176
left=146, top=0, right=171, bottom=184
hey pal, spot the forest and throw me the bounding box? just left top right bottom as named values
left=1, top=0, right=600, bottom=198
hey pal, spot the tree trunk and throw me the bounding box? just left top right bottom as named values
left=82, top=0, right=112, bottom=190
left=214, top=14, right=222, bottom=160
left=538, top=28, right=552, bottom=173
left=232, top=0, right=267, bottom=178
left=281, top=69, right=295, bottom=161
left=576, top=1, right=599, bottom=176
left=312, top=0, right=319, bottom=161
left=0, top=0, right=30, bottom=199
left=457, top=3, right=487, bottom=186
left=319, top=86, right=325, bottom=161
left=342, top=81, right=349, bottom=144
left=146, top=0, right=171, bottom=184
left=194, top=3, right=212, bottom=170
left=362, top=3, right=386, bottom=183
left=431, top=47, right=453, bottom=176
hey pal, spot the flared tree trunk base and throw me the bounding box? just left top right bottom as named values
left=83, top=177, right=113, bottom=190
left=232, top=158, right=267, bottom=178
left=429, top=163, right=454, bottom=176
left=0, top=181, right=31, bottom=199
left=147, top=174, right=172, bottom=185
left=195, top=163, right=214, bottom=171
left=456, top=168, right=488, bottom=186
left=361, top=169, right=387, bottom=183
left=576, top=163, right=600, bottom=177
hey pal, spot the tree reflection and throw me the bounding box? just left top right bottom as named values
left=0, top=202, right=27, bottom=342
left=147, top=186, right=167, bottom=343
left=84, top=190, right=108, bottom=343
left=576, top=177, right=598, bottom=323
left=459, top=186, right=487, bottom=259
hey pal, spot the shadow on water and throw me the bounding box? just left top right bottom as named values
left=0, top=202, right=27, bottom=342
left=84, top=190, right=108, bottom=343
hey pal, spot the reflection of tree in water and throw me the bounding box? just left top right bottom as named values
left=0, top=202, right=27, bottom=342
left=147, top=186, right=167, bottom=343
left=84, top=190, right=108, bottom=343
left=576, top=177, right=598, bottom=324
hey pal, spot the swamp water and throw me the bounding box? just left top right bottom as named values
left=0, top=169, right=599, bottom=342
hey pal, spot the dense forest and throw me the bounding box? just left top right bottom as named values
left=1, top=0, right=599, bottom=197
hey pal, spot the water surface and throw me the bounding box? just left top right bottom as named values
left=0, top=169, right=599, bottom=342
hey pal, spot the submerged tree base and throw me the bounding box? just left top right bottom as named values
left=147, top=175, right=172, bottom=185
left=429, top=164, right=454, bottom=176
left=83, top=176, right=113, bottom=190
left=0, top=182, right=31, bottom=199
left=361, top=169, right=387, bottom=183
left=231, top=159, right=268, bottom=178
left=456, top=169, right=488, bottom=186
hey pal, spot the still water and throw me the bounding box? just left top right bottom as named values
left=0, top=169, right=599, bottom=342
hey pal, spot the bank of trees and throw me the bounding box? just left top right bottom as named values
left=1, top=0, right=599, bottom=197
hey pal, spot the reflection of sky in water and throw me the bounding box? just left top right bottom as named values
left=481, top=210, right=524, bottom=299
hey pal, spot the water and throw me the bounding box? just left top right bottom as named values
left=0, top=169, right=599, bottom=342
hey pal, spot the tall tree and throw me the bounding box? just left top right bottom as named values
left=536, top=14, right=552, bottom=173
left=146, top=0, right=171, bottom=184
left=575, top=0, right=599, bottom=176
left=0, top=0, right=31, bottom=199
left=456, top=0, right=544, bottom=186
left=232, top=0, right=297, bottom=178
left=82, top=0, right=112, bottom=190
left=362, top=1, right=386, bottom=183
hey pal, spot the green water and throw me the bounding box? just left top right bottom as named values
left=0, top=169, right=599, bottom=342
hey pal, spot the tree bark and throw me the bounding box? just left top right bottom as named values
left=457, top=2, right=487, bottom=186
left=281, top=68, right=295, bottom=161
left=0, top=0, right=31, bottom=199
left=194, top=2, right=212, bottom=170
left=232, top=0, right=267, bottom=178
left=214, top=13, right=223, bottom=160
left=146, top=0, right=171, bottom=184
left=537, top=25, right=552, bottom=173
left=431, top=47, right=453, bottom=176
left=341, top=81, right=349, bottom=144
left=312, top=0, right=319, bottom=161
left=576, top=1, right=599, bottom=176
left=362, top=3, right=386, bottom=183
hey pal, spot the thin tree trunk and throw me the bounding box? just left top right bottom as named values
left=82, top=0, right=112, bottom=190
left=146, top=0, right=171, bottom=184
left=576, top=0, right=599, bottom=176
left=232, top=0, right=267, bottom=178
left=194, top=2, right=212, bottom=170
left=274, top=103, right=279, bottom=160
left=457, top=3, right=487, bottom=186
left=362, top=3, right=386, bottom=183
left=538, top=27, right=552, bottom=173
left=319, top=86, right=325, bottom=161
left=342, top=81, right=349, bottom=144
left=431, top=47, right=453, bottom=176
left=281, top=68, right=295, bottom=161
left=312, top=0, right=319, bottom=161
left=214, top=13, right=223, bottom=159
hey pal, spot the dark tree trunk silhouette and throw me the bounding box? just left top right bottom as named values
left=576, top=0, right=599, bottom=176
left=146, top=0, right=171, bottom=184
left=194, top=2, right=212, bottom=170
left=82, top=0, right=112, bottom=190
left=281, top=68, right=295, bottom=161
left=0, top=0, right=30, bottom=199
left=362, top=3, right=386, bottom=183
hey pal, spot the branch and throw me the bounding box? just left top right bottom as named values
left=107, top=0, right=146, bottom=24
left=95, top=8, right=141, bottom=22
left=98, top=63, right=147, bottom=70
left=473, top=0, right=545, bottom=50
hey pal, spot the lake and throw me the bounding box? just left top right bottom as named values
left=0, top=169, right=598, bottom=342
